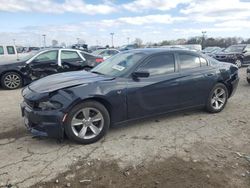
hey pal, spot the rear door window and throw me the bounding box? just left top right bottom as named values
left=61, top=51, right=81, bottom=62
left=7, top=46, right=15, bottom=54
left=0, top=46, right=4, bottom=55
left=179, top=54, right=202, bottom=70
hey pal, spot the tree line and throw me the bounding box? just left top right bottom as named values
left=138, top=37, right=250, bottom=49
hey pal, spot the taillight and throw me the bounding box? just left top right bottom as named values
left=95, top=58, right=104, bottom=63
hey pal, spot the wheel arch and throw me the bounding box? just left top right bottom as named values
left=68, top=97, right=113, bottom=122
left=217, top=81, right=232, bottom=97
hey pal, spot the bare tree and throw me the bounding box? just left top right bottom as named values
left=134, top=38, right=143, bottom=47
left=52, top=40, right=58, bottom=47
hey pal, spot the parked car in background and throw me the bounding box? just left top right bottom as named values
left=0, top=49, right=103, bottom=89
left=119, top=44, right=139, bottom=51
left=247, top=66, right=250, bottom=84
left=0, top=45, right=33, bottom=63
left=213, top=44, right=250, bottom=67
left=71, top=44, right=88, bottom=52
left=0, top=45, right=18, bottom=63
left=202, top=47, right=223, bottom=56
left=21, top=49, right=239, bottom=144
left=88, top=46, right=106, bottom=53
left=92, top=49, right=120, bottom=60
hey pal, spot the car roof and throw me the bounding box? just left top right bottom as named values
left=125, top=48, right=200, bottom=55
left=37, top=48, right=83, bottom=53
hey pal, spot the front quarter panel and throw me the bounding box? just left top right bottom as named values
left=63, top=78, right=127, bottom=124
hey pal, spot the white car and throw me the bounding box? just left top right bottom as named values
left=0, top=45, right=30, bottom=63
left=92, top=49, right=120, bottom=60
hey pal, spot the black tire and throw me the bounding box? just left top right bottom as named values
left=206, top=83, right=228, bottom=113
left=1, top=72, right=23, bottom=90
left=64, top=100, right=110, bottom=144
left=247, top=78, right=250, bottom=84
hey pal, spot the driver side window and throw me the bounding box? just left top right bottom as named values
left=138, top=54, right=175, bottom=76
left=34, top=50, right=58, bottom=62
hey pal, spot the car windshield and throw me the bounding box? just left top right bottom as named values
left=18, top=51, right=39, bottom=61
left=91, top=51, right=145, bottom=77
left=203, top=47, right=218, bottom=53
left=224, top=45, right=245, bottom=53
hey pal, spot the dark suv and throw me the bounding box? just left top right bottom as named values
left=213, top=44, right=250, bottom=68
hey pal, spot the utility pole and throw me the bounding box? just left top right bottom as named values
left=127, top=37, right=130, bottom=44
left=110, top=32, right=114, bottom=48
left=201, top=31, right=207, bottom=49
left=42, top=34, right=46, bottom=48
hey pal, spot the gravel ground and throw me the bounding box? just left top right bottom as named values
left=0, top=68, right=249, bottom=188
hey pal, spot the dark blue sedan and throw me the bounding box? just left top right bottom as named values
left=21, top=49, right=239, bottom=144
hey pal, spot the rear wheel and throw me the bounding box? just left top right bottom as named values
left=1, top=72, right=23, bottom=90
left=247, top=78, right=250, bottom=84
left=206, top=83, right=228, bottom=113
left=64, top=101, right=110, bottom=144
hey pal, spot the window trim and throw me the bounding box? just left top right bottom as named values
left=135, top=52, right=177, bottom=77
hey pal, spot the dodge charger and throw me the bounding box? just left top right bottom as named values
left=21, top=49, right=239, bottom=144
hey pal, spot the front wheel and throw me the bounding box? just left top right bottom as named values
left=247, top=78, right=250, bottom=84
left=206, top=83, right=228, bottom=113
left=64, top=101, right=110, bottom=144
left=1, top=72, right=23, bottom=90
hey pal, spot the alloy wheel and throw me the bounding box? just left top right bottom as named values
left=4, top=74, right=21, bottom=89
left=71, top=107, right=104, bottom=140
left=211, top=87, right=226, bottom=110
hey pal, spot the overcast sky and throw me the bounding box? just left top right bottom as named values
left=0, top=0, right=250, bottom=47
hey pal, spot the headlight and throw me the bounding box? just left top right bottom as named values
left=38, top=101, right=62, bottom=110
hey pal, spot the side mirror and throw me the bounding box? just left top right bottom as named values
left=243, top=50, right=247, bottom=53
left=132, top=71, right=150, bottom=79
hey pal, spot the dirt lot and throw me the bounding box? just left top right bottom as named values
left=0, top=68, right=250, bottom=188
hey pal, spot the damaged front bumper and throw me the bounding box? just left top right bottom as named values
left=20, top=102, right=65, bottom=139
left=20, top=86, right=78, bottom=140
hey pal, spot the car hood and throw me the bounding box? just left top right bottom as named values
left=28, top=71, right=114, bottom=93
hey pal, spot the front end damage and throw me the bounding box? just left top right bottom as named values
left=21, top=86, right=79, bottom=140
